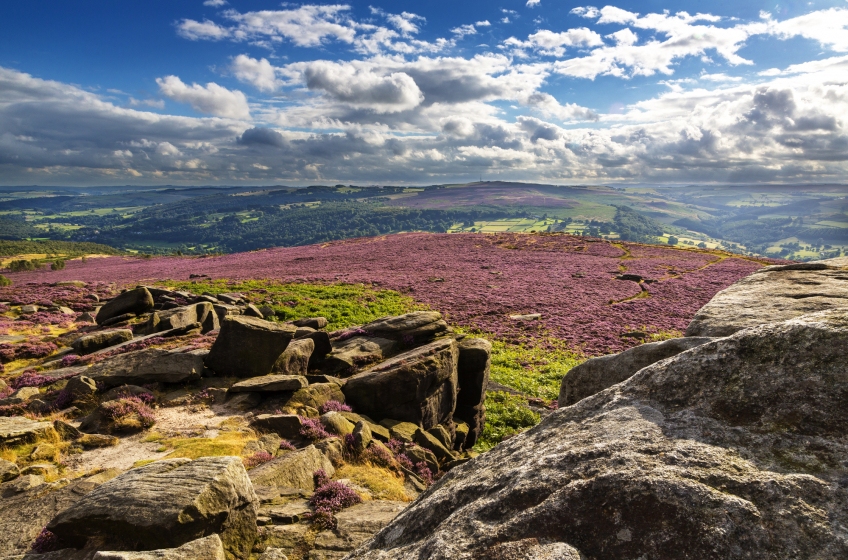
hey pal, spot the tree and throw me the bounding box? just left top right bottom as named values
left=667, top=236, right=679, bottom=245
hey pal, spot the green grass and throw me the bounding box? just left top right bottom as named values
left=164, top=279, right=425, bottom=330
left=475, top=391, right=541, bottom=452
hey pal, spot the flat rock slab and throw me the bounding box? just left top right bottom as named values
left=47, top=457, right=258, bottom=560
left=348, top=310, right=848, bottom=559
left=86, top=348, right=204, bottom=388
left=686, top=262, right=848, bottom=337
left=229, top=375, right=307, bottom=393
left=249, top=445, right=334, bottom=491
left=313, top=501, right=408, bottom=554
left=71, top=330, right=134, bottom=355
left=558, top=336, right=716, bottom=407
left=322, top=336, right=396, bottom=377
left=0, top=416, right=52, bottom=445
left=92, top=535, right=225, bottom=560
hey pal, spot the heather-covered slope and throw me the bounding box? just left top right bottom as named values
left=7, top=233, right=769, bottom=354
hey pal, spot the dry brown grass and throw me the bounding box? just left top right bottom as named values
left=335, top=463, right=410, bottom=502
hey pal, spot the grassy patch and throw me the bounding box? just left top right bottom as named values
left=475, top=391, right=540, bottom=452
left=335, top=463, right=410, bottom=501
left=159, top=431, right=255, bottom=460
left=164, top=279, right=425, bottom=330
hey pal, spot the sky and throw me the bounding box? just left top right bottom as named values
left=2, top=1, right=848, bottom=186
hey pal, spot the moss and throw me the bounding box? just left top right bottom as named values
left=475, top=391, right=541, bottom=452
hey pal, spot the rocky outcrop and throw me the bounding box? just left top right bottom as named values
left=362, top=311, right=448, bottom=343
left=47, top=457, right=258, bottom=560
left=453, top=338, right=491, bottom=449
left=71, top=330, right=134, bottom=355
left=228, top=375, right=307, bottom=393
left=96, top=288, right=154, bottom=326
left=92, top=535, right=225, bottom=560
left=558, top=336, right=716, bottom=407
left=343, top=338, right=458, bottom=430
left=248, top=446, right=334, bottom=491
left=0, top=417, right=53, bottom=445
left=321, top=337, right=395, bottom=377
left=205, top=316, right=296, bottom=378
left=348, top=309, right=848, bottom=559
left=686, top=260, right=848, bottom=337
left=271, top=339, right=313, bottom=376
left=86, top=348, right=204, bottom=388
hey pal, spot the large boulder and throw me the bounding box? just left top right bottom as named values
left=558, top=336, right=716, bottom=407
left=686, top=261, right=848, bottom=337
left=248, top=445, right=334, bottom=491
left=96, top=288, right=154, bottom=326
left=86, top=348, right=204, bottom=388
left=205, top=316, right=296, bottom=378
left=71, top=330, right=134, bottom=355
left=92, top=535, right=225, bottom=559
left=362, top=311, right=448, bottom=343
left=454, top=338, right=491, bottom=448
left=343, top=338, right=458, bottom=430
left=321, top=336, right=395, bottom=377
left=347, top=310, right=848, bottom=559
left=229, top=375, right=307, bottom=393
left=47, top=457, right=258, bottom=560
left=154, top=303, right=219, bottom=334
left=271, top=339, right=313, bottom=376
left=0, top=417, right=53, bottom=445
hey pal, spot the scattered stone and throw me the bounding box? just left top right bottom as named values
left=65, top=375, right=98, bottom=402
left=351, top=421, right=372, bottom=454
left=78, top=434, right=119, bottom=448
left=244, top=304, right=265, bottom=318
left=0, top=417, right=53, bottom=445
left=206, top=316, right=296, bottom=378
left=320, top=412, right=355, bottom=436
left=509, top=313, right=541, bottom=321
left=229, top=375, right=308, bottom=393
left=78, top=312, right=96, bottom=323
left=217, top=293, right=245, bottom=305
left=0, top=459, right=20, bottom=482
left=249, top=445, right=334, bottom=491
left=20, top=304, right=38, bottom=314
left=54, top=419, right=82, bottom=440
left=287, top=383, right=345, bottom=411
left=321, top=337, right=396, bottom=377
left=362, top=311, right=448, bottom=343
left=86, top=348, right=204, bottom=388
left=413, top=429, right=452, bottom=462
left=251, top=415, right=304, bottom=440
left=271, top=339, right=314, bottom=376
left=92, top=534, right=226, bottom=560
left=0, top=386, right=40, bottom=405
left=344, top=338, right=458, bottom=430
left=96, top=287, right=154, bottom=326
left=71, top=329, right=134, bottom=355
left=378, top=420, right=419, bottom=444
left=47, top=457, right=258, bottom=559
left=559, top=336, right=717, bottom=407
left=21, top=463, right=58, bottom=477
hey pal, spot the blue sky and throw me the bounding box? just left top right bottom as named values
left=2, top=1, right=848, bottom=185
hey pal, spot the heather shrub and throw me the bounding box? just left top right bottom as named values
left=319, top=400, right=351, bottom=414
left=101, top=396, right=156, bottom=432
left=299, top=417, right=331, bottom=441
left=243, top=451, right=274, bottom=469
left=396, top=453, right=414, bottom=471
left=279, top=440, right=296, bottom=451
left=307, top=469, right=362, bottom=529
left=362, top=442, right=394, bottom=468
left=31, top=528, right=59, bottom=553
left=414, top=461, right=434, bottom=486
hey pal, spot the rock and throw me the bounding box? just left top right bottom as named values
left=0, top=417, right=53, bottom=445
left=71, top=329, right=134, bottom=355
left=244, top=304, right=265, bottom=319
left=2, top=474, right=44, bottom=496
left=454, top=338, right=490, bottom=448
left=288, top=383, right=345, bottom=411
left=96, top=288, right=154, bottom=326
left=257, top=305, right=275, bottom=319
left=249, top=445, right=334, bottom=491
left=558, top=336, right=717, bottom=407
left=21, top=463, right=58, bottom=477
left=427, top=425, right=452, bottom=449
left=101, top=384, right=154, bottom=401
left=347, top=310, right=848, bottom=559
left=453, top=421, right=469, bottom=450
left=311, top=501, right=407, bottom=558
left=92, top=534, right=226, bottom=559
left=301, top=331, right=332, bottom=368
left=320, top=412, right=355, bottom=436
left=0, top=386, right=40, bottom=405
left=78, top=433, right=120, bottom=448
left=258, top=548, right=289, bottom=560
left=20, top=304, right=38, bottom=314
left=341, top=414, right=390, bottom=442
left=321, top=337, right=396, bottom=377
left=0, top=459, right=19, bottom=482
left=224, top=392, right=261, bottom=411
left=65, top=375, right=97, bottom=401
left=266, top=500, right=311, bottom=525
left=156, top=304, right=208, bottom=333
left=315, top=438, right=346, bottom=467
left=54, top=419, right=82, bottom=440
left=78, top=311, right=96, bottom=322
left=403, top=445, right=438, bottom=473
left=686, top=263, right=848, bottom=337
left=100, top=312, right=137, bottom=327
left=217, top=293, right=245, bottom=305
left=293, top=317, right=328, bottom=330
left=213, top=304, right=241, bottom=321
left=343, top=339, right=458, bottom=430
left=351, top=421, right=372, bottom=454
left=294, top=326, right=315, bottom=338
left=47, top=457, right=258, bottom=560
left=509, top=313, right=541, bottom=321
left=229, top=375, right=308, bottom=393
left=86, top=348, right=204, bottom=388
left=271, top=339, right=313, bottom=376
left=361, top=311, right=448, bottom=343
left=251, top=415, right=304, bottom=439
left=413, top=429, right=452, bottom=462
left=205, top=316, right=296, bottom=378
left=378, top=420, right=419, bottom=444
left=306, top=374, right=344, bottom=386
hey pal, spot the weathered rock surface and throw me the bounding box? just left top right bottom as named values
left=343, top=339, right=458, bottom=430
left=206, top=316, right=296, bottom=378
left=321, top=337, right=395, bottom=377
left=292, top=317, right=328, bottom=330
left=271, top=339, right=313, bottom=376
left=47, top=457, right=258, bottom=560
left=287, top=382, right=344, bottom=411
left=97, top=288, right=154, bottom=326
left=454, top=337, right=491, bottom=448
left=71, top=330, right=134, bottom=355
left=362, top=311, right=448, bottom=343
left=86, top=348, right=204, bottom=388
left=92, top=535, right=225, bottom=560
left=348, top=310, right=848, bottom=559
left=0, top=458, right=20, bottom=482
left=0, top=416, right=52, bottom=445
left=686, top=261, right=848, bottom=337
left=558, top=336, right=716, bottom=407
left=229, top=375, right=307, bottom=393
left=311, top=502, right=407, bottom=558
left=251, top=414, right=304, bottom=439
left=248, top=445, right=334, bottom=491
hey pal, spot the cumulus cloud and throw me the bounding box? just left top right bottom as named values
left=156, top=76, right=250, bottom=119
left=301, top=61, right=424, bottom=113
left=526, top=0, right=541, bottom=7
left=203, top=0, right=226, bottom=6
left=231, top=54, right=280, bottom=92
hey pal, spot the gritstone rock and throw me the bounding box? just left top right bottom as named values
left=71, top=330, right=134, bottom=355
left=271, top=339, right=313, bottom=376
left=0, top=417, right=53, bottom=446
left=248, top=445, right=334, bottom=491
left=321, top=336, right=396, bottom=377
left=346, top=309, right=848, bottom=559
left=92, top=534, right=226, bottom=559
left=205, top=316, right=296, bottom=378
left=228, top=375, right=308, bottom=393
left=343, top=338, right=458, bottom=430
left=96, top=288, right=154, bottom=326
left=454, top=338, right=491, bottom=448
left=86, top=348, right=204, bottom=388
left=47, top=456, right=258, bottom=560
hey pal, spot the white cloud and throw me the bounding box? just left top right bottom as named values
left=156, top=76, right=251, bottom=119
left=571, top=6, right=600, bottom=19
left=765, top=8, right=848, bottom=52
left=526, top=0, right=541, bottom=7
left=177, top=19, right=230, bottom=40
left=231, top=54, right=280, bottom=92
left=451, top=24, right=478, bottom=38
left=301, top=61, right=424, bottom=113
left=516, top=28, right=604, bottom=57
left=203, top=0, right=227, bottom=6
left=129, top=97, right=166, bottom=109
left=476, top=21, right=491, bottom=27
